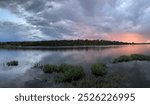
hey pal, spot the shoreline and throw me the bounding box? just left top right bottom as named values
left=0, top=44, right=150, bottom=50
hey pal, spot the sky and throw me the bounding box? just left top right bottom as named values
left=0, top=0, right=150, bottom=42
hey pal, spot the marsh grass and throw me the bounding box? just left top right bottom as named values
left=63, top=74, right=123, bottom=88
left=42, top=64, right=85, bottom=82
left=91, top=62, right=107, bottom=76
left=113, top=55, right=130, bottom=63
left=43, top=64, right=59, bottom=73
left=55, top=64, right=85, bottom=82
left=113, top=54, right=150, bottom=63
left=130, top=54, right=150, bottom=61
left=7, top=61, right=18, bottom=66
left=59, top=64, right=73, bottom=73
left=40, top=62, right=124, bottom=87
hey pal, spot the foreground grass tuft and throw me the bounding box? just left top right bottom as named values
left=7, top=61, right=18, bottom=66
left=59, top=64, right=73, bottom=73
left=55, top=64, right=85, bottom=82
left=91, top=62, right=107, bottom=76
left=42, top=64, right=85, bottom=82
left=43, top=64, right=59, bottom=73
left=63, top=74, right=123, bottom=88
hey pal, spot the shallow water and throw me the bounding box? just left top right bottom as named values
left=0, top=45, right=150, bottom=88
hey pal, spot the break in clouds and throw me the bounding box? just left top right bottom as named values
left=0, top=0, right=150, bottom=42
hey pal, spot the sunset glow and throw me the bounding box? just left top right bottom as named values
left=107, top=33, right=149, bottom=43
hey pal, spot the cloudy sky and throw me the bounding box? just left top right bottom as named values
left=0, top=0, right=150, bottom=42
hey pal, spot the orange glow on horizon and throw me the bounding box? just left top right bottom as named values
left=74, top=23, right=149, bottom=43
left=107, top=32, right=149, bottom=43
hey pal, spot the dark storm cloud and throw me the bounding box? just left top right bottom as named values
left=0, top=0, right=150, bottom=41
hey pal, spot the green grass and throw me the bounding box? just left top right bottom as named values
left=130, top=54, right=150, bottom=61
left=113, top=55, right=131, bottom=63
left=42, top=64, right=85, bottom=82
left=43, top=64, right=59, bottom=73
left=55, top=64, right=85, bottom=82
left=7, top=61, right=18, bottom=66
left=113, top=54, right=150, bottom=63
left=91, top=62, right=107, bottom=76
left=40, top=62, right=125, bottom=87
left=63, top=74, right=123, bottom=88
left=59, top=64, right=73, bottom=73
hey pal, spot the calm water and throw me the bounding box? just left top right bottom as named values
left=0, top=45, right=150, bottom=88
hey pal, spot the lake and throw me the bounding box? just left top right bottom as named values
left=0, top=45, right=150, bottom=88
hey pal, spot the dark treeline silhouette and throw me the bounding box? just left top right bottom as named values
left=0, top=39, right=130, bottom=47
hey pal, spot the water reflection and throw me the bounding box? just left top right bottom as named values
left=0, top=45, right=150, bottom=87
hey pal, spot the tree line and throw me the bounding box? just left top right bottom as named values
left=0, top=39, right=130, bottom=47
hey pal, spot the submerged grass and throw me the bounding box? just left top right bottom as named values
left=113, top=54, right=150, bottom=63
left=7, top=61, right=18, bottom=66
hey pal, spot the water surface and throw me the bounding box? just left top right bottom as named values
left=0, top=45, right=150, bottom=88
